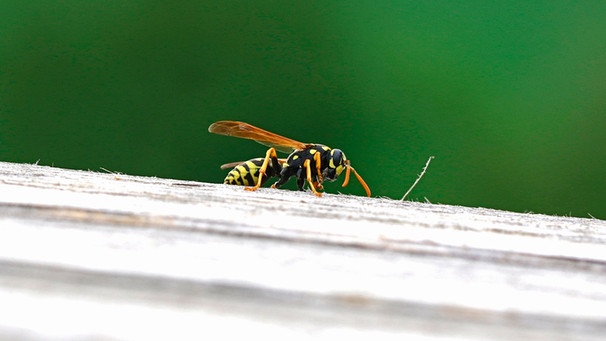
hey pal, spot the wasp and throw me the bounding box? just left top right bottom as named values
left=208, top=120, right=371, bottom=197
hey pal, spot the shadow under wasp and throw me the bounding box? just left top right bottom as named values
left=208, top=120, right=371, bottom=197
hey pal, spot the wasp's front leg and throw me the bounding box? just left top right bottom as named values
left=296, top=178, right=323, bottom=192
left=303, top=159, right=322, bottom=197
left=312, top=151, right=323, bottom=185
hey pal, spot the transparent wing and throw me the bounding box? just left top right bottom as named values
left=209, top=121, right=309, bottom=153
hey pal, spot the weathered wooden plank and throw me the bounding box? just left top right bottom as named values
left=0, top=161, right=605, bottom=340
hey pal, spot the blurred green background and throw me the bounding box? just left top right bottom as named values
left=1, top=1, right=605, bottom=218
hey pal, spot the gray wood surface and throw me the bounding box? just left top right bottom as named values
left=0, top=161, right=605, bottom=340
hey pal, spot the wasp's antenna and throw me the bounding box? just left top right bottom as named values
left=350, top=166, right=371, bottom=197
left=341, top=161, right=371, bottom=197
left=342, top=162, right=351, bottom=187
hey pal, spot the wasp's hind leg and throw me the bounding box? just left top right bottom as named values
left=271, top=165, right=294, bottom=190
left=245, top=148, right=279, bottom=192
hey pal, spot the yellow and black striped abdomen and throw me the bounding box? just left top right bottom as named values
left=223, top=158, right=281, bottom=186
left=224, top=158, right=263, bottom=186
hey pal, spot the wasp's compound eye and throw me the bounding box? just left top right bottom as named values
left=328, top=149, right=346, bottom=177
left=329, top=149, right=345, bottom=167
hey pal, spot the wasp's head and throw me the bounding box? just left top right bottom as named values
left=322, top=148, right=371, bottom=197
left=322, top=148, right=347, bottom=182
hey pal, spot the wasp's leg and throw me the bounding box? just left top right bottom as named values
left=245, top=148, right=278, bottom=192
left=271, top=166, right=295, bottom=189
left=296, top=177, right=305, bottom=190
left=303, top=159, right=322, bottom=197
left=313, top=151, right=323, bottom=184
left=298, top=178, right=323, bottom=192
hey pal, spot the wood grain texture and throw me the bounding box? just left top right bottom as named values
left=0, top=161, right=605, bottom=340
